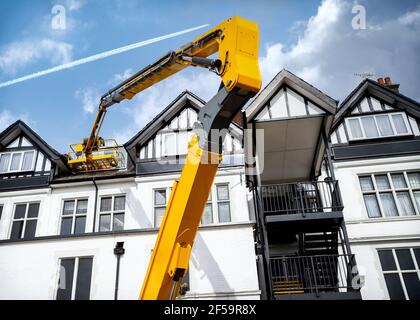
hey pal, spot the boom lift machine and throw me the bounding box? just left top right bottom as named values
left=67, top=16, right=261, bottom=299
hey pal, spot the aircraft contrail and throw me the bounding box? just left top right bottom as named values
left=0, top=24, right=209, bottom=89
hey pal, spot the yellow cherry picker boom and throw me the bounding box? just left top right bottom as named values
left=67, top=16, right=261, bottom=299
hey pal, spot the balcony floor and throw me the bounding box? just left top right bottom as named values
left=266, top=211, right=343, bottom=233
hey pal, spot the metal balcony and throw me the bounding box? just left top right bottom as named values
left=259, top=180, right=344, bottom=230
left=260, top=180, right=343, bottom=215
left=270, top=254, right=360, bottom=299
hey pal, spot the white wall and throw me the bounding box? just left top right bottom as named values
left=0, top=226, right=259, bottom=300
left=334, top=155, right=420, bottom=238
left=0, top=188, right=52, bottom=240
left=333, top=155, right=420, bottom=299
left=350, top=240, right=420, bottom=300
left=0, top=167, right=259, bottom=300
left=0, top=168, right=250, bottom=237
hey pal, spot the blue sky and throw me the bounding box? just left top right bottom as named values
left=1, top=0, right=420, bottom=152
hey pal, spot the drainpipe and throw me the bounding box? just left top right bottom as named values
left=249, top=180, right=273, bottom=300
left=92, top=177, right=98, bottom=232
left=324, top=136, right=355, bottom=287
left=114, top=242, right=125, bottom=300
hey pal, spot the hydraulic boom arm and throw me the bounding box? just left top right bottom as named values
left=72, top=16, right=260, bottom=163
left=73, top=16, right=261, bottom=299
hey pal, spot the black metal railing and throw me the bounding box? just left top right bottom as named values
left=260, top=180, right=343, bottom=215
left=270, top=254, right=358, bottom=295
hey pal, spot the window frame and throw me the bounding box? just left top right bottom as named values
left=59, top=198, right=88, bottom=235
left=201, top=189, right=214, bottom=225
left=9, top=202, right=40, bottom=240
left=139, top=108, right=199, bottom=160
left=215, top=183, right=232, bottom=223
left=153, top=188, right=168, bottom=228
left=56, top=256, right=94, bottom=300
left=97, top=195, right=126, bottom=232
left=153, top=183, right=233, bottom=227
left=345, top=112, right=412, bottom=141
left=161, top=132, right=177, bottom=157
left=0, top=150, right=36, bottom=173
left=377, top=247, right=420, bottom=300
left=359, top=171, right=420, bottom=219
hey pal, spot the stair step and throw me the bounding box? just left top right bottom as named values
left=304, top=241, right=338, bottom=249
left=304, top=233, right=337, bottom=241
left=304, top=249, right=338, bottom=255
left=274, top=290, right=305, bottom=295
left=272, top=279, right=304, bottom=295
left=273, top=283, right=302, bottom=287
left=273, top=280, right=301, bottom=284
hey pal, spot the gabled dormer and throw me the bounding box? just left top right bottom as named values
left=124, top=91, right=244, bottom=175
left=245, top=69, right=337, bottom=184
left=332, top=78, right=420, bottom=161
left=0, top=120, right=68, bottom=191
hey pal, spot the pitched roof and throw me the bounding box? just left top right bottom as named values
left=1, top=119, right=63, bottom=155
left=333, top=79, right=420, bottom=129
left=245, top=69, right=338, bottom=120
left=124, top=90, right=242, bottom=160
left=124, top=90, right=204, bottom=150
left=0, top=120, right=69, bottom=171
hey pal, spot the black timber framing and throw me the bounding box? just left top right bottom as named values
left=332, top=138, right=420, bottom=160
left=0, top=121, right=67, bottom=191
left=331, top=78, right=420, bottom=161
left=0, top=176, right=50, bottom=192
left=334, top=79, right=420, bottom=126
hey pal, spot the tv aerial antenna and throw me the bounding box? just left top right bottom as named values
left=354, top=72, right=378, bottom=79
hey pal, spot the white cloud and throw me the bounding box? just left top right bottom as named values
left=0, top=110, right=32, bottom=132
left=0, top=39, right=73, bottom=75
left=66, top=0, right=86, bottom=11
left=75, top=88, right=100, bottom=114
left=110, top=0, right=420, bottom=144
left=108, top=68, right=133, bottom=86
left=398, top=7, right=420, bottom=25
left=259, top=0, right=420, bottom=102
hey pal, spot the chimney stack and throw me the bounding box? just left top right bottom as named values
left=377, top=76, right=400, bottom=94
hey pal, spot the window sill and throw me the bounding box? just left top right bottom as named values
left=346, top=214, right=420, bottom=224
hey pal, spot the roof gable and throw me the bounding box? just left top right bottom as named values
left=334, top=79, right=420, bottom=129
left=124, top=90, right=243, bottom=160
left=0, top=120, right=68, bottom=170
left=1, top=121, right=59, bottom=157
left=124, top=91, right=204, bottom=151
left=246, top=69, right=338, bottom=120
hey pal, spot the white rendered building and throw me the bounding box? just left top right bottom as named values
left=0, top=91, right=260, bottom=300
